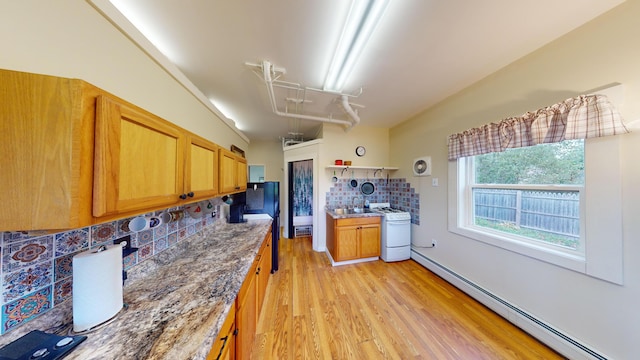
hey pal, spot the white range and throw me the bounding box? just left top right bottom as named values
left=369, top=203, right=411, bottom=262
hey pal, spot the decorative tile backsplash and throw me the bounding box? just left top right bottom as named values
left=0, top=199, right=223, bottom=334
left=325, top=177, right=420, bottom=225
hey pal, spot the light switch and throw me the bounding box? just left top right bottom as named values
left=432, top=178, right=439, bottom=187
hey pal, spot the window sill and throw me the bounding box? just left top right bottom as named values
left=450, top=225, right=586, bottom=273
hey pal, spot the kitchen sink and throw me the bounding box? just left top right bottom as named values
left=332, top=208, right=372, bottom=215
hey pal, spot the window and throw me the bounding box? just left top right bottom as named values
left=471, top=140, right=584, bottom=253
left=449, top=137, right=624, bottom=284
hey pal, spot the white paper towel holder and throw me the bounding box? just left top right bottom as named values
left=72, top=244, right=125, bottom=334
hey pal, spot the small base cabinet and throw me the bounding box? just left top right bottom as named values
left=326, top=214, right=381, bottom=262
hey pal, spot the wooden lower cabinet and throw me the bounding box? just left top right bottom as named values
left=327, top=214, right=381, bottom=262
left=256, top=231, right=272, bottom=316
left=235, top=265, right=257, bottom=360
left=210, top=227, right=272, bottom=359
left=207, top=303, right=236, bottom=360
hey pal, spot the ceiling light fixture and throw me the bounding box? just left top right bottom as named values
left=323, top=0, right=389, bottom=92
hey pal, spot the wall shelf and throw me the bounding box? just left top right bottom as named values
left=326, top=165, right=398, bottom=171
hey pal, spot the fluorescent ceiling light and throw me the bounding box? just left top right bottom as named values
left=109, top=0, right=178, bottom=62
left=209, top=99, right=243, bottom=129
left=324, top=0, right=389, bottom=92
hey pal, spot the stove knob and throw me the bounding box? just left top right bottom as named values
left=31, top=348, right=49, bottom=358
left=55, top=336, right=74, bottom=348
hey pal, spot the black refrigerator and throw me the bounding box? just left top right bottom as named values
left=245, top=181, right=280, bottom=273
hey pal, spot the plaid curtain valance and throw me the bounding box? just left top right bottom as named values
left=447, top=95, right=629, bottom=160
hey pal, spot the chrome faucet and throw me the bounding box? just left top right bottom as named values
left=352, top=195, right=363, bottom=209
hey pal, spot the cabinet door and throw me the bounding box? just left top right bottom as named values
left=236, top=156, right=247, bottom=191
left=207, top=303, right=236, bottom=360
left=219, top=148, right=237, bottom=194
left=93, top=95, right=185, bottom=216
left=0, top=70, right=96, bottom=231
left=359, top=224, right=381, bottom=258
left=335, top=226, right=359, bottom=261
left=236, top=270, right=257, bottom=360
left=256, top=231, right=272, bottom=315
left=186, top=134, right=218, bottom=200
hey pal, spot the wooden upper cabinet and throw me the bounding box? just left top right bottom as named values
left=236, top=157, right=247, bottom=192
left=185, top=134, right=219, bottom=201
left=0, top=69, right=97, bottom=231
left=219, top=148, right=247, bottom=194
left=93, top=95, right=186, bottom=217
left=0, top=68, right=227, bottom=231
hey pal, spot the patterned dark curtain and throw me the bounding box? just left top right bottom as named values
left=292, top=160, right=313, bottom=216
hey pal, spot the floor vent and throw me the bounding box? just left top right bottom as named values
left=411, top=250, right=607, bottom=360
left=294, top=225, right=312, bottom=237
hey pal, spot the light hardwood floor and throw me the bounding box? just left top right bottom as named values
left=252, top=236, right=564, bottom=359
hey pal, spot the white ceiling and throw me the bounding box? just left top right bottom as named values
left=101, top=0, right=624, bottom=142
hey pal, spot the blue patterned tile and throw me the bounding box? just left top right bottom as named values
left=137, top=230, right=153, bottom=245
left=154, top=237, right=168, bottom=254
left=54, top=278, right=72, bottom=305
left=2, top=286, right=52, bottom=334
left=2, top=262, right=53, bottom=303
left=167, top=221, right=178, bottom=233
left=178, top=228, right=188, bottom=242
left=1, top=232, right=40, bottom=244
left=54, top=252, right=77, bottom=282
left=54, top=228, right=89, bottom=257
left=123, top=252, right=137, bottom=270
left=137, top=243, right=153, bottom=262
left=153, top=224, right=167, bottom=239
left=167, top=232, right=178, bottom=247
left=2, top=237, right=53, bottom=273
left=116, top=218, right=134, bottom=237
left=91, top=222, right=117, bottom=246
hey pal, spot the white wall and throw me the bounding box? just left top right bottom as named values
left=390, top=0, right=640, bottom=358
left=314, top=124, right=392, bottom=251
left=0, top=0, right=247, bottom=149
left=247, top=140, right=286, bottom=221
left=247, top=140, right=285, bottom=184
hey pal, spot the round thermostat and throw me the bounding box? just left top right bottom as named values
left=355, top=146, right=366, bottom=157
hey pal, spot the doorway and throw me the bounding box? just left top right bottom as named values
left=288, top=159, right=313, bottom=238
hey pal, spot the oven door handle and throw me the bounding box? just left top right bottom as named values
left=385, top=220, right=411, bottom=225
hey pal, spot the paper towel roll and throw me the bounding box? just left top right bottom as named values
left=72, top=245, right=123, bottom=332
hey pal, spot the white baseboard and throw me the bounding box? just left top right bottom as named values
left=411, top=250, right=609, bottom=360
left=325, top=250, right=378, bottom=267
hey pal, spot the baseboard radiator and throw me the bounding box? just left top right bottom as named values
left=411, top=250, right=608, bottom=360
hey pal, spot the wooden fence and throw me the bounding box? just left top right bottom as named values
left=473, top=189, right=580, bottom=239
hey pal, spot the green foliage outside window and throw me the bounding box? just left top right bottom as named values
left=474, top=139, right=584, bottom=185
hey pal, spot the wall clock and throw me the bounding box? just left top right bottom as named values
left=355, top=146, right=366, bottom=157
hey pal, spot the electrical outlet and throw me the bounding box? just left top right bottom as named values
left=432, top=239, right=437, bottom=247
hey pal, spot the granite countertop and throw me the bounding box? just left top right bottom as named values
left=325, top=208, right=384, bottom=220
left=0, top=219, right=272, bottom=360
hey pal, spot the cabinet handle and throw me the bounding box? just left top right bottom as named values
left=179, top=193, right=187, bottom=200
left=187, top=192, right=194, bottom=197
left=215, top=335, right=229, bottom=360
left=256, top=267, right=261, bottom=275
left=235, top=186, right=240, bottom=190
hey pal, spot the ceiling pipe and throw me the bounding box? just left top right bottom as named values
left=259, top=60, right=358, bottom=130
left=341, top=95, right=360, bottom=126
